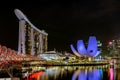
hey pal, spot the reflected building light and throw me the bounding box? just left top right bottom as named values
left=108, top=68, right=114, bottom=80
left=78, top=71, right=87, bottom=80
left=72, top=70, right=81, bottom=80
left=72, top=69, right=103, bottom=80
left=45, top=67, right=60, bottom=77
left=26, top=71, right=44, bottom=80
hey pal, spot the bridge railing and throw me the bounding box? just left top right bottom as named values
left=0, top=45, right=44, bottom=68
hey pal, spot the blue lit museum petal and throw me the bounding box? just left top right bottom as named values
left=87, top=36, right=98, bottom=57
left=77, top=40, right=87, bottom=56
left=70, top=44, right=81, bottom=57
left=94, top=51, right=101, bottom=57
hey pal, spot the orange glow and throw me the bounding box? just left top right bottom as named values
left=25, top=71, right=44, bottom=80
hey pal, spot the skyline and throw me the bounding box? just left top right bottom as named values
left=0, top=1, right=120, bottom=52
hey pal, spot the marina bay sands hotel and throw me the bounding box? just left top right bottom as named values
left=14, top=9, right=48, bottom=56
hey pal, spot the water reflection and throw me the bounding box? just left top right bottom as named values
left=72, top=69, right=103, bottom=80
left=108, top=68, right=114, bottom=80
left=25, top=71, right=44, bottom=80
left=22, top=65, right=120, bottom=80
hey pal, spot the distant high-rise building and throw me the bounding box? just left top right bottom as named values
left=97, top=40, right=102, bottom=54
left=107, top=37, right=120, bottom=57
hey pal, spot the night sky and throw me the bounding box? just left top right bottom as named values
left=0, top=0, right=120, bottom=52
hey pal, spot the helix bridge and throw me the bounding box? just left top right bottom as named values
left=0, top=44, right=45, bottom=77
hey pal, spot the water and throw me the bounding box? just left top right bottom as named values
left=20, top=65, right=120, bottom=80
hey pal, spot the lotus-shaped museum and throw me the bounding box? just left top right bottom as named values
left=70, top=36, right=101, bottom=57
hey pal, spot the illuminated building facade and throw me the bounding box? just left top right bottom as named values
left=97, top=40, right=102, bottom=54
left=107, top=38, right=120, bottom=57
left=70, top=36, right=101, bottom=57
left=14, top=9, right=48, bottom=55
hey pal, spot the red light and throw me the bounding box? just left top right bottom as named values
left=109, top=41, right=112, bottom=45
left=25, top=71, right=44, bottom=80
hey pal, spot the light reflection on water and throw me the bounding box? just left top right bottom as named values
left=72, top=68, right=103, bottom=80
left=22, top=65, right=120, bottom=80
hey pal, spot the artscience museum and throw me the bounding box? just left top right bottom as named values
left=70, top=36, right=101, bottom=58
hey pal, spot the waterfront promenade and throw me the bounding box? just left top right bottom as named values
left=0, top=44, right=111, bottom=79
